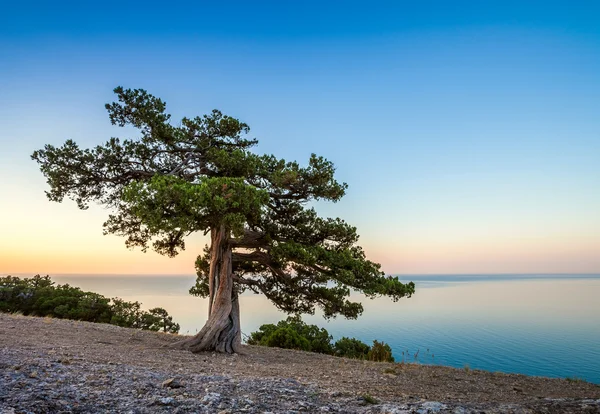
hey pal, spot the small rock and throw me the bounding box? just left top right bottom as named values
left=378, top=404, right=410, bottom=414
left=202, top=392, right=222, bottom=405
left=418, top=401, right=447, bottom=413
left=162, top=377, right=184, bottom=388
left=159, top=397, right=174, bottom=405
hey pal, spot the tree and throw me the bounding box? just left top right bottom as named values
left=32, top=87, right=415, bottom=354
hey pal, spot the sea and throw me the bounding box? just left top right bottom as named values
left=6, top=273, right=600, bottom=384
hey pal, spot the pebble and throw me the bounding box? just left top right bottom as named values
left=162, top=377, right=184, bottom=388
left=159, top=397, right=174, bottom=405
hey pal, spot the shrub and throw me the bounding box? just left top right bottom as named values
left=264, top=327, right=311, bottom=351
left=143, top=307, right=181, bottom=333
left=248, top=316, right=395, bottom=362
left=247, top=316, right=333, bottom=354
left=333, top=337, right=370, bottom=359
left=110, top=298, right=144, bottom=328
left=246, top=322, right=277, bottom=345
left=0, top=275, right=179, bottom=333
left=367, top=340, right=394, bottom=362
left=282, top=315, right=333, bottom=354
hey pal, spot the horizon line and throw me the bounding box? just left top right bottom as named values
left=2, top=272, right=600, bottom=277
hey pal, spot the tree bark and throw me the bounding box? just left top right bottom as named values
left=172, top=224, right=242, bottom=353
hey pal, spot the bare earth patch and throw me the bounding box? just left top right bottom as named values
left=1, top=313, right=599, bottom=413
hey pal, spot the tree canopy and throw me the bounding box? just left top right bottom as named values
left=32, top=87, right=414, bottom=352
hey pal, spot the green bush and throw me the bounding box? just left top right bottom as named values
left=333, top=337, right=371, bottom=359
left=248, top=316, right=394, bottom=362
left=367, top=340, right=394, bottom=362
left=282, top=315, right=333, bottom=354
left=143, top=307, right=181, bottom=333
left=246, top=323, right=277, bottom=345
left=264, top=327, right=311, bottom=350
left=0, top=275, right=179, bottom=333
left=247, top=315, right=333, bottom=354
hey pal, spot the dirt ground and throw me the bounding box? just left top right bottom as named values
left=1, top=312, right=599, bottom=409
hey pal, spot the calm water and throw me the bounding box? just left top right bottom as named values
left=9, top=273, right=600, bottom=383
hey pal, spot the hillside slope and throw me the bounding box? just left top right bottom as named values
left=1, top=313, right=599, bottom=413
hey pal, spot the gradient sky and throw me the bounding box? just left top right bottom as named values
left=1, top=1, right=599, bottom=275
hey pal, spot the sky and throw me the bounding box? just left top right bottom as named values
left=1, top=1, right=599, bottom=275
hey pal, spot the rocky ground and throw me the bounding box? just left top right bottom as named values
left=1, top=313, right=599, bottom=413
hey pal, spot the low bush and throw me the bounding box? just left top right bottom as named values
left=248, top=316, right=394, bottom=362
left=247, top=315, right=333, bottom=354
left=264, top=326, right=311, bottom=351
left=0, top=275, right=180, bottom=333
left=367, top=340, right=394, bottom=362
left=333, top=337, right=370, bottom=359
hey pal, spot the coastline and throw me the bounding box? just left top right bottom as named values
left=1, top=313, right=599, bottom=413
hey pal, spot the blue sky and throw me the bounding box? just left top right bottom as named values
left=1, top=1, right=599, bottom=274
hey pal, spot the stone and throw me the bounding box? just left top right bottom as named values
left=418, top=401, right=447, bottom=413
left=159, top=397, right=174, bottom=405
left=162, top=377, right=184, bottom=388
left=202, top=392, right=222, bottom=405
left=378, top=404, right=411, bottom=414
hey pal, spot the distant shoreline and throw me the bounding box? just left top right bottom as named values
left=3, top=272, right=600, bottom=278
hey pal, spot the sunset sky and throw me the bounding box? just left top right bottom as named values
left=1, top=1, right=599, bottom=275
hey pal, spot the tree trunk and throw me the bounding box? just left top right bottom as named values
left=172, top=225, right=242, bottom=353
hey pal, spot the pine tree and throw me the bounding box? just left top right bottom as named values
left=32, top=87, right=415, bottom=353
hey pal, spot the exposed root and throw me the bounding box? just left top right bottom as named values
left=171, top=288, right=242, bottom=354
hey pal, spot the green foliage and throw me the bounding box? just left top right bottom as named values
left=145, top=307, right=181, bottom=333
left=0, top=275, right=179, bottom=333
left=278, top=315, right=333, bottom=354
left=110, top=298, right=144, bottom=328
left=247, top=316, right=333, bottom=354
left=333, top=337, right=371, bottom=359
left=264, top=327, right=311, bottom=351
left=122, top=175, right=269, bottom=246
left=32, top=87, right=415, bottom=320
left=248, top=316, right=394, bottom=362
left=361, top=394, right=378, bottom=405
left=246, top=323, right=277, bottom=345
left=367, top=340, right=395, bottom=362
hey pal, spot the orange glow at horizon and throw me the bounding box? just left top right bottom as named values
left=2, top=178, right=599, bottom=276
left=3, top=231, right=599, bottom=275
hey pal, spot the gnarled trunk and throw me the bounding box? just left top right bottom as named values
left=172, top=225, right=242, bottom=353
